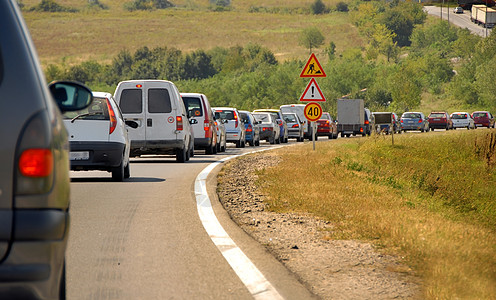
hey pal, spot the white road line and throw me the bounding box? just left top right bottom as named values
left=195, top=148, right=284, bottom=300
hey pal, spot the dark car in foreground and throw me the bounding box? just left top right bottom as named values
left=0, top=1, right=93, bottom=298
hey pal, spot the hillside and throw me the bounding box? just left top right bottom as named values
left=21, top=0, right=363, bottom=66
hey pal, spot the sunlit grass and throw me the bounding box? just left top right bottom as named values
left=257, top=129, right=496, bottom=299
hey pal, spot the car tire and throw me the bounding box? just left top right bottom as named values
left=112, top=161, right=125, bottom=182
left=176, top=147, right=187, bottom=163
left=255, top=138, right=260, bottom=146
left=241, top=140, right=246, bottom=148
left=275, top=137, right=280, bottom=144
left=269, top=135, right=275, bottom=144
left=59, top=262, right=66, bottom=300
left=124, top=163, right=130, bottom=179
left=235, top=140, right=241, bottom=148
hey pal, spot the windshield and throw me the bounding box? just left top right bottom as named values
left=452, top=113, right=467, bottom=119
left=402, top=113, right=421, bottom=119
left=473, top=112, right=488, bottom=118
left=63, top=97, right=109, bottom=120
left=429, top=113, right=445, bottom=118
left=216, top=110, right=236, bottom=120
left=253, top=113, right=271, bottom=123
left=283, top=114, right=297, bottom=123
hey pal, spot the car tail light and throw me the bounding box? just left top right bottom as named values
left=19, top=149, right=53, bottom=177
left=360, top=127, right=364, bottom=133
left=292, top=124, right=299, bottom=128
left=400, top=119, right=404, bottom=123
left=176, top=116, right=183, bottom=131
left=106, top=98, right=117, bottom=134
left=418, top=119, right=423, bottom=123
left=263, top=127, right=273, bottom=131
left=365, top=120, right=369, bottom=125
left=246, top=124, right=253, bottom=132
left=326, top=120, right=330, bottom=125
left=234, top=113, right=238, bottom=128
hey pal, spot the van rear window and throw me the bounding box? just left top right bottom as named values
left=120, top=89, right=142, bottom=113
left=148, top=89, right=172, bottom=113
left=182, top=96, right=203, bottom=117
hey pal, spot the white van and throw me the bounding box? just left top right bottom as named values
left=114, top=80, right=193, bottom=162
left=280, top=104, right=312, bottom=139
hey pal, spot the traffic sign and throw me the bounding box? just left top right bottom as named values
left=299, top=78, right=326, bottom=102
left=304, top=102, right=322, bottom=122
left=300, top=53, right=326, bottom=78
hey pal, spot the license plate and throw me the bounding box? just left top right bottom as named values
left=434, top=119, right=440, bottom=121
left=70, top=151, right=89, bottom=160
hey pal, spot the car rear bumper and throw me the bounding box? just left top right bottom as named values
left=130, top=139, right=185, bottom=155
left=0, top=210, right=68, bottom=299
left=226, top=131, right=242, bottom=142
left=429, top=123, right=448, bottom=129
left=193, top=137, right=213, bottom=149
left=70, top=141, right=125, bottom=170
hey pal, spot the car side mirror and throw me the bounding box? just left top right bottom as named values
left=49, top=80, right=93, bottom=113
left=125, top=120, right=139, bottom=129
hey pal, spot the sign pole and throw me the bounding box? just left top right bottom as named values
left=312, top=122, right=316, bottom=151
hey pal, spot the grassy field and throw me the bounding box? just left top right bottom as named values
left=21, top=0, right=362, bottom=67
left=255, top=129, right=496, bottom=299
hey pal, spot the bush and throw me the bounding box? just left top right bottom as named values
left=310, top=0, right=326, bottom=15
left=336, top=2, right=348, bottom=12
left=87, top=0, right=108, bottom=10
left=124, top=0, right=173, bottom=11
left=29, top=0, right=78, bottom=12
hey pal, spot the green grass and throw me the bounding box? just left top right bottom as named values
left=255, top=129, right=496, bottom=299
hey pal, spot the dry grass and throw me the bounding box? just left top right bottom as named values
left=258, top=130, right=496, bottom=299
left=21, top=1, right=362, bottom=67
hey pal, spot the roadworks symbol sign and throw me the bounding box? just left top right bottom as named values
left=299, top=78, right=326, bottom=102
left=300, top=53, right=326, bottom=78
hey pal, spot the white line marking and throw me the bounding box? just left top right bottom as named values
left=195, top=148, right=284, bottom=300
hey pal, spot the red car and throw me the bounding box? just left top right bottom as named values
left=316, top=112, right=338, bottom=139
left=428, top=111, right=453, bottom=131
left=472, top=111, right=495, bottom=128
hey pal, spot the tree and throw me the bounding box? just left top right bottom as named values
left=299, top=27, right=325, bottom=54
left=310, top=0, right=326, bottom=15
left=367, top=24, right=398, bottom=62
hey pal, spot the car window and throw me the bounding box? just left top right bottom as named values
left=120, top=89, right=142, bottom=113
left=320, top=114, right=330, bottom=120
left=473, top=112, right=487, bottom=118
left=430, top=113, right=445, bottom=118
left=283, top=114, right=296, bottom=123
left=148, top=88, right=172, bottom=113
left=402, top=113, right=421, bottom=118
left=253, top=113, right=269, bottom=122
left=217, top=110, right=235, bottom=120
left=182, top=96, right=203, bottom=117
left=63, top=97, right=109, bottom=120
left=452, top=113, right=467, bottom=119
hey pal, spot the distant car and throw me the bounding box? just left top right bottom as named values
left=0, top=1, right=94, bottom=298
left=428, top=111, right=453, bottom=131
left=280, top=104, right=312, bottom=140
left=283, top=112, right=304, bottom=142
left=253, top=109, right=288, bottom=143
left=213, top=109, right=227, bottom=152
left=181, top=93, right=217, bottom=155
left=213, top=107, right=246, bottom=148
left=63, top=92, right=131, bottom=181
left=454, top=6, right=463, bottom=13
left=472, top=111, right=495, bottom=128
left=451, top=112, right=475, bottom=129
left=316, top=112, right=338, bottom=139
left=253, top=112, right=280, bottom=144
left=239, top=110, right=261, bottom=146
left=400, top=112, right=429, bottom=132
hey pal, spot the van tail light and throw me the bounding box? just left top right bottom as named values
left=292, top=124, right=299, bottom=128
left=246, top=124, right=253, bottom=132
left=19, top=149, right=53, bottom=177
left=176, top=116, right=183, bottom=131
left=364, top=120, right=369, bottom=125
left=106, top=98, right=117, bottom=134
left=204, top=120, right=210, bottom=138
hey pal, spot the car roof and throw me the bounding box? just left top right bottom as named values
left=93, top=91, right=112, bottom=98
left=180, top=92, right=205, bottom=97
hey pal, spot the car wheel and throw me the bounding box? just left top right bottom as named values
left=216, top=143, right=221, bottom=152
left=255, top=138, right=260, bottom=146
left=112, top=161, right=125, bottom=182
left=124, top=163, right=130, bottom=179
left=176, top=147, right=187, bottom=163
left=275, top=136, right=280, bottom=144
left=269, top=135, right=275, bottom=144
left=59, top=261, right=66, bottom=300
left=241, top=140, right=246, bottom=148
left=235, top=140, right=241, bottom=148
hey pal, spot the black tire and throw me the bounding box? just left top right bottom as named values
left=112, top=161, right=124, bottom=181
left=124, top=163, right=130, bottom=179
left=176, top=147, right=187, bottom=163
left=249, top=140, right=254, bottom=146
left=241, top=140, right=246, bottom=148
left=235, top=140, right=241, bottom=148
left=255, top=138, right=260, bottom=146
left=275, top=136, right=280, bottom=144
left=59, top=262, right=66, bottom=300
left=269, top=135, right=275, bottom=144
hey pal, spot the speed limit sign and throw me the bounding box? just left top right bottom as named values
left=304, top=102, right=322, bottom=122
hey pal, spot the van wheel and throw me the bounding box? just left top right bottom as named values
left=124, top=163, right=130, bottom=179
left=176, top=147, right=187, bottom=163
left=112, top=162, right=125, bottom=182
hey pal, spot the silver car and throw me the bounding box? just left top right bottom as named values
left=0, top=1, right=93, bottom=297
left=283, top=112, right=304, bottom=142
left=400, top=112, right=429, bottom=132
left=213, top=107, right=246, bottom=148
left=253, top=112, right=280, bottom=144
left=213, top=108, right=227, bottom=152
left=451, top=112, right=475, bottom=129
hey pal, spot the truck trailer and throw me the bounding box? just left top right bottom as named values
left=337, top=99, right=374, bottom=137
left=471, top=4, right=496, bottom=28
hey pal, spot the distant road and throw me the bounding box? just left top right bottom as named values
left=424, top=5, right=492, bottom=37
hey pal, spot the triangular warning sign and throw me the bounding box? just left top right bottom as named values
left=299, top=78, right=326, bottom=102
left=300, top=53, right=326, bottom=78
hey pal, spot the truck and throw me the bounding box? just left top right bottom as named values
left=337, top=99, right=374, bottom=137
left=471, top=4, right=496, bottom=28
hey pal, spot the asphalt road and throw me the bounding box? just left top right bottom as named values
left=424, top=5, right=492, bottom=37
left=66, top=141, right=315, bottom=300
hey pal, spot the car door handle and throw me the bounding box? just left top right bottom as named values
left=147, top=119, right=152, bottom=127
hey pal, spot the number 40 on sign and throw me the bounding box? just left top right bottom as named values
left=304, top=102, right=322, bottom=122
